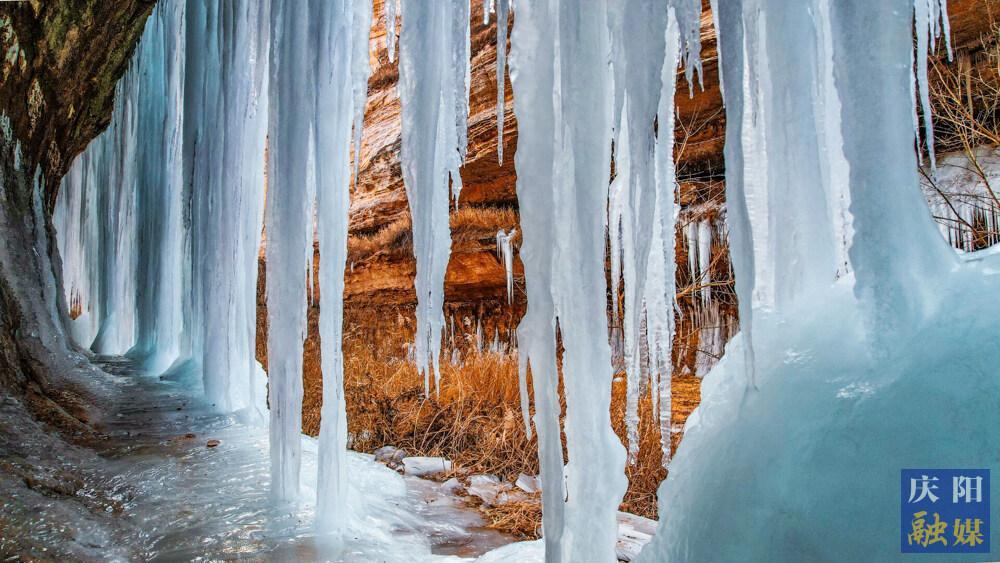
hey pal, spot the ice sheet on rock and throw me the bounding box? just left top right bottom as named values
left=466, top=474, right=505, bottom=506
left=616, top=511, right=657, bottom=562
left=50, top=359, right=518, bottom=562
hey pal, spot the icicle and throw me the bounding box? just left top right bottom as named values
left=495, top=0, right=509, bottom=164
left=496, top=228, right=516, bottom=304
left=384, top=0, right=397, bottom=63
left=398, top=0, right=471, bottom=395
left=266, top=0, right=314, bottom=503
left=352, top=0, right=373, bottom=183
left=510, top=0, right=626, bottom=560
left=314, top=0, right=371, bottom=535
left=671, top=0, right=704, bottom=93
left=651, top=8, right=682, bottom=470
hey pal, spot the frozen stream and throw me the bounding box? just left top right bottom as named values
left=9, top=357, right=523, bottom=561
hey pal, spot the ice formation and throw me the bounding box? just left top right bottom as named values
left=50, top=0, right=982, bottom=559
left=922, top=147, right=1000, bottom=251
left=637, top=0, right=966, bottom=560
left=383, top=0, right=397, bottom=63
left=54, top=0, right=270, bottom=418
left=397, top=0, right=471, bottom=396
left=495, top=228, right=516, bottom=304
left=55, top=0, right=369, bottom=530
left=312, top=0, right=373, bottom=534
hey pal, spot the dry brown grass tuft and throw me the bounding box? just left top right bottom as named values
left=480, top=498, right=544, bottom=539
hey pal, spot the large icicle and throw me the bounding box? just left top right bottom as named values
left=494, top=0, right=509, bottom=164
left=266, top=0, right=314, bottom=503
left=199, top=0, right=270, bottom=416
left=829, top=0, right=956, bottom=335
left=648, top=11, right=682, bottom=469
left=496, top=228, right=516, bottom=304
left=397, top=0, right=471, bottom=395
left=315, top=0, right=372, bottom=535
left=510, top=0, right=627, bottom=560
left=383, top=0, right=397, bottom=63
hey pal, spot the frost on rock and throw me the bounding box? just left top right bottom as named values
left=397, top=0, right=471, bottom=395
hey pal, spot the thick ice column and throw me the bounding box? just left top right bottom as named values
left=397, top=0, right=470, bottom=394
left=266, top=0, right=315, bottom=502
left=131, top=0, right=186, bottom=374
left=315, top=0, right=371, bottom=534
left=508, top=0, right=565, bottom=559
left=511, top=0, right=627, bottom=559
left=199, top=0, right=270, bottom=415
left=828, top=0, right=956, bottom=334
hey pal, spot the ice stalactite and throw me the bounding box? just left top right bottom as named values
left=314, top=0, right=372, bottom=535
left=511, top=0, right=641, bottom=558
left=649, top=12, right=682, bottom=469
left=496, top=229, right=516, bottom=304
left=494, top=0, right=509, bottom=164
left=397, top=0, right=471, bottom=395
left=197, top=0, right=270, bottom=416
left=383, top=0, right=397, bottom=63
left=266, top=0, right=314, bottom=503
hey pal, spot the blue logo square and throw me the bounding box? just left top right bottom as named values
left=901, top=469, right=990, bottom=553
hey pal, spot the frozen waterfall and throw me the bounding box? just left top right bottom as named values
left=50, top=0, right=984, bottom=560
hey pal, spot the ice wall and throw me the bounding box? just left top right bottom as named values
left=56, top=0, right=269, bottom=417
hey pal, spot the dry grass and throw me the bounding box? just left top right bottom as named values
left=294, top=304, right=702, bottom=537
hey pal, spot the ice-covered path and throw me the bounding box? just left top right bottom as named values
left=36, top=357, right=532, bottom=562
